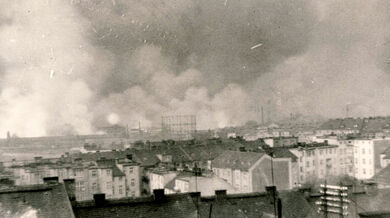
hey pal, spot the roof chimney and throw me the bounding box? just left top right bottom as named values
left=215, top=190, right=227, bottom=201
left=43, top=177, right=59, bottom=185
left=93, top=193, right=106, bottom=206
left=190, top=192, right=201, bottom=204
left=153, top=189, right=165, bottom=202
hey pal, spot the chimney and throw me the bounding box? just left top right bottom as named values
left=43, top=177, right=59, bottom=185
left=190, top=192, right=201, bottom=204
left=215, top=190, right=227, bottom=201
left=94, top=193, right=106, bottom=206
left=153, top=189, right=165, bottom=202
left=266, top=186, right=277, bottom=204
left=63, top=179, right=76, bottom=202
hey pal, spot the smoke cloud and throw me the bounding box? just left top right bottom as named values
left=1, top=0, right=390, bottom=136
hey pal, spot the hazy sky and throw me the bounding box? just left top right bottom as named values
left=1, top=0, right=390, bottom=136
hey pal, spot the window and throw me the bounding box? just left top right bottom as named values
left=306, top=161, right=310, bottom=167
left=106, top=182, right=111, bottom=190
left=320, top=160, right=323, bottom=165
left=129, top=167, right=133, bottom=173
left=300, top=167, right=303, bottom=172
left=320, top=150, right=323, bottom=155
left=92, top=182, right=97, bottom=190
left=106, top=169, right=111, bottom=176
left=119, top=185, right=123, bottom=194
left=362, top=148, right=365, bottom=154
left=131, top=178, right=135, bottom=186
left=363, top=169, right=366, bottom=174
left=91, top=170, right=97, bottom=177
left=312, top=160, right=315, bottom=166
left=329, top=149, right=332, bottom=154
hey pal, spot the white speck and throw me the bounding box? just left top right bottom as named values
left=311, top=80, right=314, bottom=84
left=143, top=39, right=146, bottom=43
left=111, top=0, right=116, bottom=6
left=224, top=0, right=228, bottom=6
left=251, top=43, right=263, bottom=50
left=9, top=39, right=16, bottom=43
left=92, top=27, right=97, bottom=33
left=50, top=70, right=55, bottom=78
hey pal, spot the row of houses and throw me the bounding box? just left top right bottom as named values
left=7, top=154, right=142, bottom=201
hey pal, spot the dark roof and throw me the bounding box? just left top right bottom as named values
left=73, top=194, right=197, bottom=218
left=373, top=164, right=390, bottom=185
left=0, top=183, right=74, bottom=218
left=212, top=151, right=266, bottom=170
left=73, top=189, right=313, bottom=218
left=198, top=191, right=313, bottom=218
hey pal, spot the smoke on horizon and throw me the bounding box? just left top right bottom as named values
left=1, top=0, right=390, bottom=136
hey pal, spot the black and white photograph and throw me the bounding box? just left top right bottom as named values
left=0, top=0, right=390, bottom=217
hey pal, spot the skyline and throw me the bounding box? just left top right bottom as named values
left=1, top=0, right=390, bottom=137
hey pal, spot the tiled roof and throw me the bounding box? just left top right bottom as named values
left=0, top=183, right=74, bottom=218
left=212, top=151, right=266, bottom=170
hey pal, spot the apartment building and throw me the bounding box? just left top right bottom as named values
left=9, top=157, right=142, bottom=201
left=211, top=150, right=293, bottom=193
left=290, top=143, right=346, bottom=184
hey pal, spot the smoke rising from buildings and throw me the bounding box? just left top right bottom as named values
left=1, top=0, right=390, bottom=136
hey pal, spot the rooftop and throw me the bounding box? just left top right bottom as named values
left=212, top=150, right=266, bottom=171
left=0, top=183, right=74, bottom=218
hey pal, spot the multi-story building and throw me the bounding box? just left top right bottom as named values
left=116, top=156, right=142, bottom=197
left=8, top=157, right=142, bottom=201
left=290, top=143, right=343, bottom=184
left=211, top=150, right=294, bottom=193
left=351, top=139, right=390, bottom=180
